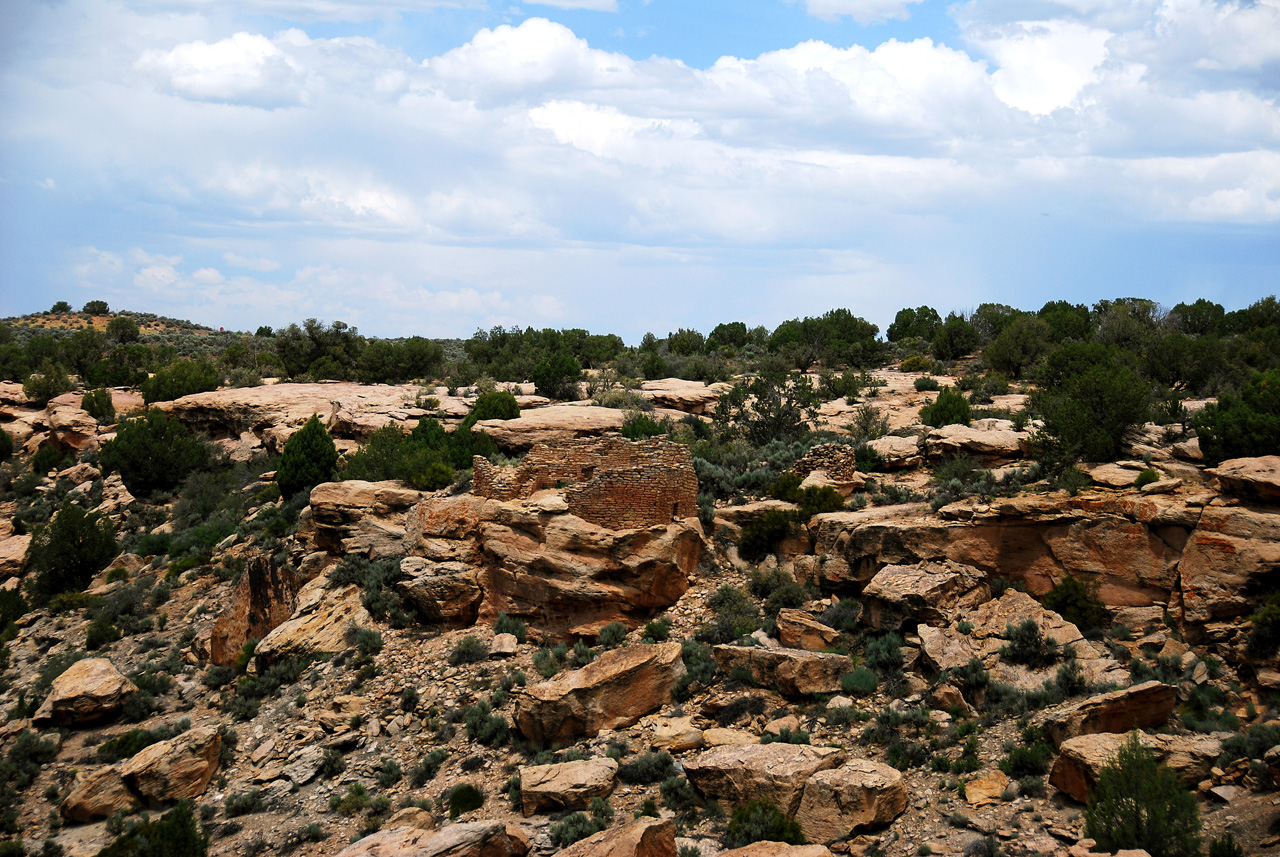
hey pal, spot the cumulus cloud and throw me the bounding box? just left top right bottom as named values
left=787, top=0, right=926, bottom=25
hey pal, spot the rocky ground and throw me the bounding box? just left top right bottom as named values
left=0, top=372, right=1277, bottom=857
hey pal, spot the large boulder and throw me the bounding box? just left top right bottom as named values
left=306, top=479, right=424, bottom=559
left=478, top=406, right=627, bottom=451
left=682, top=744, right=846, bottom=816
left=720, top=846, right=833, bottom=857
left=120, top=726, right=222, bottom=806
left=865, top=436, right=922, bottom=470
left=47, top=395, right=100, bottom=451
left=923, top=424, right=1029, bottom=464
left=711, top=646, right=848, bottom=696
left=334, top=821, right=530, bottom=857
left=861, top=560, right=990, bottom=631
left=639, top=380, right=729, bottom=415
left=1177, top=503, right=1280, bottom=625
left=1208, top=456, right=1280, bottom=504
left=0, top=534, right=30, bottom=579
left=1036, top=681, right=1178, bottom=748
left=32, top=658, right=137, bottom=726
left=555, top=817, right=675, bottom=857
left=1049, top=732, right=1223, bottom=802
left=253, top=577, right=372, bottom=668
left=794, top=759, right=907, bottom=842
left=514, top=643, right=684, bottom=744
left=60, top=767, right=138, bottom=822
left=519, top=758, right=618, bottom=816
left=774, top=610, right=841, bottom=652
left=397, top=558, right=484, bottom=626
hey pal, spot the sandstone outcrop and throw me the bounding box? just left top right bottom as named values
left=514, top=643, right=684, bottom=744
left=794, top=759, right=907, bottom=841
left=1049, top=732, right=1222, bottom=802
left=682, top=744, right=846, bottom=816
left=1208, top=456, right=1280, bottom=503
left=60, top=767, right=138, bottom=822
left=711, top=645, right=848, bottom=696
left=650, top=716, right=704, bottom=752
left=917, top=591, right=1128, bottom=691
left=120, top=726, right=222, bottom=806
left=210, top=555, right=306, bottom=666
left=774, top=610, right=841, bottom=652
left=861, top=560, right=990, bottom=631
left=253, top=577, right=372, bottom=668
left=306, top=480, right=424, bottom=559
left=518, top=758, right=618, bottom=816
left=334, top=821, right=530, bottom=857
left=1036, top=681, right=1178, bottom=748
left=720, top=845, right=833, bottom=857
left=478, top=406, right=627, bottom=450
left=556, top=818, right=675, bottom=857
left=865, top=436, right=922, bottom=469
left=33, top=658, right=137, bottom=726
left=639, top=379, right=729, bottom=415
left=923, top=423, right=1029, bottom=464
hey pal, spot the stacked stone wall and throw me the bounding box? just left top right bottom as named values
left=472, top=435, right=698, bottom=529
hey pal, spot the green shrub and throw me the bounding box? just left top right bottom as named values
left=224, top=789, right=264, bottom=817
left=1193, top=368, right=1280, bottom=465
left=463, top=700, right=508, bottom=745
left=672, top=639, right=716, bottom=701
left=1041, top=575, right=1108, bottom=633
left=999, top=742, right=1053, bottom=778
left=318, top=748, right=346, bottom=779
left=900, top=355, right=935, bottom=372
left=0, top=428, right=11, bottom=462
left=1032, top=342, right=1150, bottom=466
left=338, top=423, right=454, bottom=491
left=1246, top=592, right=1280, bottom=659
left=643, top=618, right=671, bottom=642
left=739, top=510, right=794, bottom=562
left=841, top=666, right=879, bottom=697
left=1218, top=723, right=1280, bottom=767
left=328, top=555, right=413, bottom=628
left=375, top=758, right=402, bottom=788
left=446, top=783, right=485, bottom=819
left=25, top=502, right=117, bottom=605
left=820, top=599, right=860, bottom=632
left=864, top=632, right=904, bottom=676
left=100, top=409, right=211, bottom=496
left=549, top=811, right=606, bottom=847
left=97, top=720, right=189, bottom=763
left=22, top=360, right=72, bottom=406
left=494, top=612, right=528, bottom=644
left=723, top=799, right=804, bottom=848
left=920, top=386, right=971, bottom=428
left=761, top=728, right=809, bottom=745
left=81, top=388, right=116, bottom=424
left=31, top=445, right=69, bottom=474
left=1208, top=833, right=1245, bottom=857
left=1133, top=468, right=1160, bottom=488
left=1000, top=619, right=1061, bottom=668
left=531, top=352, right=582, bottom=400
left=141, top=358, right=220, bottom=404
left=914, top=376, right=940, bottom=392
left=276, top=415, right=338, bottom=500
left=660, top=776, right=698, bottom=814
left=1083, top=732, right=1201, bottom=857
left=460, top=391, right=520, bottom=430
left=697, top=584, right=759, bottom=643
left=95, top=799, right=207, bottom=857
left=85, top=618, right=122, bottom=650
left=450, top=635, right=489, bottom=666
left=931, top=314, right=979, bottom=362
left=598, top=622, right=628, bottom=648
left=618, top=751, right=676, bottom=784
left=621, top=412, right=667, bottom=440
left=411, top=749, right=448, bottom=786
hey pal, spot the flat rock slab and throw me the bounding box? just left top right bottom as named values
left=254, top=578, right=372, bottom=668
left=1208, top=456, right=1280, bottom=503
left=519, top=758, right=618, bottom=816
left=33, top=658, right=136, bottom=726
left=794, top=759, right=907, bottom=842
left=334, top=821, right=530, bottom=857
left=514, top=643, right=684, bottom=745
left=775, top=610, right=841, bottom=652
left=683, top=744, right=846, bottom=816
left=1036, top=681, right=1177, bottom=748
left=711, top=645, right=848, bottom=696
left=556, top=817, right=676, bottom=857
left=720, top=844, right=834, bottom=857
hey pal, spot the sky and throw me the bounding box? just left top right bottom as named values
left=0, top=0, right=1277, bottom=342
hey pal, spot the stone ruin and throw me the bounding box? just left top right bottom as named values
left=472, top=434, right=699, bottom=530
left=789, top=443, right=863, bottom=482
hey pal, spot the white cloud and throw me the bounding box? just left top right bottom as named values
left=526, top=0, right=618, bottom=10
left=788, top=0, right=926, bottom=25
left=223, top=252, right=281, bottom=271
left=975, top=20, right=1112, bottom=114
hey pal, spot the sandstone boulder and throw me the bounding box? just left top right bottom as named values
left=0, top=534, right=30, bottom=578
left=307, top=479, right=424, bottom=559
left=519, top=758, right=618, bottom=816
left=120, top=726, right=222, bottom=806
left=1049, top=732, right=1223, bottom=802
left=254, top=578, right=372, bottom=668
left=1177, top=503, right=1280, bottom=624
left=924, top=424, right=1028, bottom=464
left=60, top=767, right=138, bottom=822
left=334, top=821, right=530, bottom=857
left=651, top=717, right=704, bottom=753
left=639, top=380, right=730, bottom=415
left=964, top=769, right=1008, bottom=807
left=682, top=744, right=846, bottom=816
left=478, top=406, right=627, bottom=451
left=861, top=560, right=990, bottom=631
left=720, top=845, right=833, bottom=857
left=47, top=396, right=99, bottom=451
left=865, top=436, right=921, bottom=469
left=556, top=817, right=675, bottom=857
left=397, top=558, right=484, bottom=626
left=1208, top=456, right=1280, bottom=504
left=711, top=646, right=847, bottom=696
left=32, top=658, right=137, bottom=726
left=514, top=643, right=684, bottom=744
left=794, top=759, right=906, bottom=842
left=774, top=610, right=841, bottom=652
left=1037, top=681, right=1177, bottom=748
left=210, top=555, right=306, bottom=666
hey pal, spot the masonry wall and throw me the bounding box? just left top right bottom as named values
left=472, top=434, right=698, bottom=530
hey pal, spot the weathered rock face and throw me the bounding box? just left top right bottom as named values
left=0, top=533, right=30, bottom=579
left=334, top=821, right=530, bottom=857
left=682, top=744, right=846, bottom=816
left=1036, top=681, right=1178, bottom=748
left=518, top=758, right=618, bottom=816
left=120, top=726, right=222, bottom=806
left=46, top=395, right=100, bottom=451
left=711, top=646, right=848, bottom=696
left=1049, top=732, right=1222, bottom=802
left=397, top=558, right=484, bottom=626
left=865, top=435, right=922, bottom=470
left=650, top=717, right=704, bottom=752
left=1209, top=456, right=1280, bottom=503
left=638, top=379, right=729, bottom=415
left=964, top=770, right=1009, bottom=807
left=720, top=845, right=833, bottom=857
left=253, top=577, right=372, bottom=668
left=794, top=759, right=907, bottom=842
left=478, top=406, right=627, bottom=451
left=60, top=767, right=138, bottom=822
left=775, top=610, right=842, bottom=652
left=514, top=643, right=685, bottom=745
left=32, top=658, right=137, bottom=726
left=306, top=480, right=424, bottom=559
left=917, top=591, right=1128, bottom=692
left=210, top=555, right=306, bottom=667
left=1178, top=503, right=1280, bottom=627
left=556, top=817, right=675, bottom=857
left=861, top=560, right=990, bottom=631
left=923, top=424, right=1030, bottom=465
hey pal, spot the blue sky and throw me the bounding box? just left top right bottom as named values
left=1, top=0, right=1277, bottom=342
